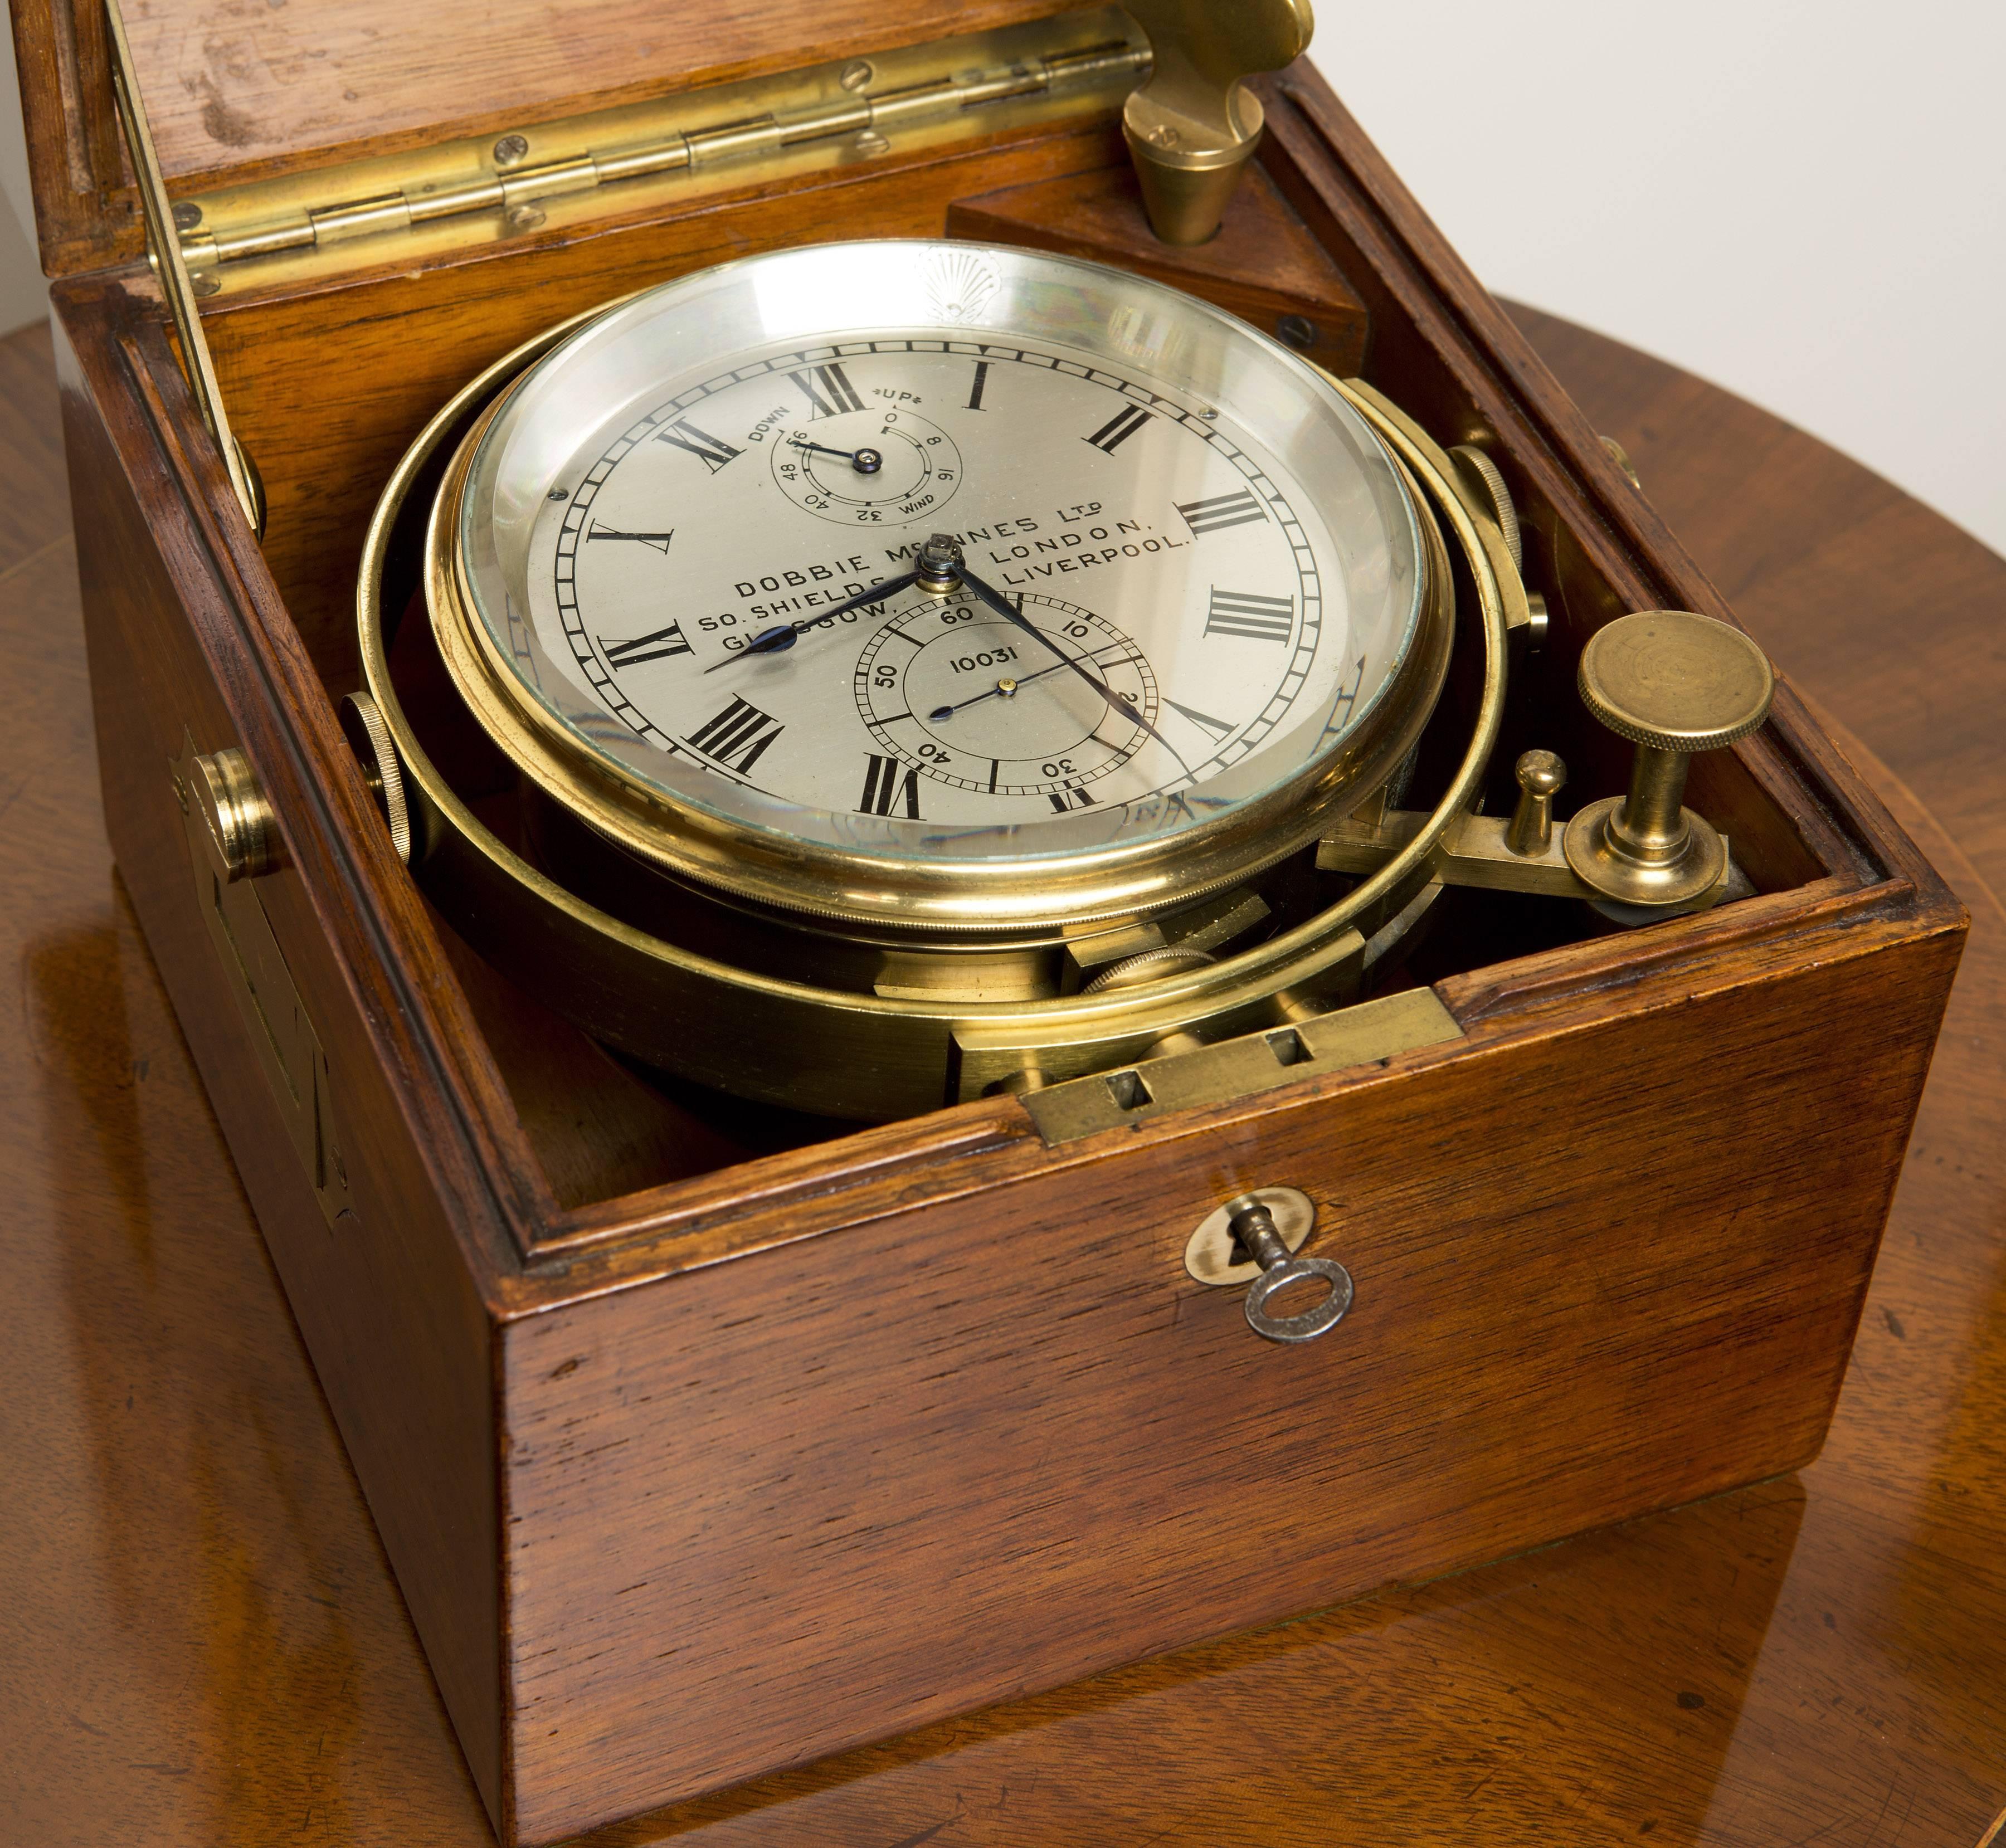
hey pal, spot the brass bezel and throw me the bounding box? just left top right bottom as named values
left=420, top=257, right=1454, bottom=940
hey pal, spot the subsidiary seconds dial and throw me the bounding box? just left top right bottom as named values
left=854, top=592, right=1158, bottom=800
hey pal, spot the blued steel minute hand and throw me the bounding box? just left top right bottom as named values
left=704, top=569, right=919, bottom=672
left=955, top=563, right=1189, bottom=771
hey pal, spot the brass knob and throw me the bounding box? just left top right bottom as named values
left=1563, top=611, right=1774, bottom=908
left=1506, top=749, right=1566, bottom=856
left=1449, top=443, right=1545, bottom=647
left=187, top=745, right=283, bottom=883
left=1449, top=444, right=1522, bottom=572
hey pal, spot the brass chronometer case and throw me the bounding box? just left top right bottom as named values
left=14, top=0, right=1964, bottom=1839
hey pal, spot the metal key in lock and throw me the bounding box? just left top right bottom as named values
left=1184, top=1186, right=1355, bottom=1344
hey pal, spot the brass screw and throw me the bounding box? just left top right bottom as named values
left=493, top=133, right=530, bottom=167
left=839, top=59, right=874, bottom=91
left=914, top=533, right=963, bottom=594
left=1600, top=433, right=1642, bottom=489
left=171, top=200, right=202, bottom=230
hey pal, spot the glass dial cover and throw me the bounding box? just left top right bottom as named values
left=443, top=241, right=1431, bottom=928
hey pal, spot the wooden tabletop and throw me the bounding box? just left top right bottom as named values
left=3, top=305, right=2000, bottom=1847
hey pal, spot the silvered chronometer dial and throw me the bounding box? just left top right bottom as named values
left=429, top=242, right=1442, bottom=935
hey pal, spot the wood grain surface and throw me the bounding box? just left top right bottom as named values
left=8, top=0, right=1082, bottom=275
left=947, top=158, right=1371, bottom=377
left=4, top=294, right=2002, bottom=1848
left=60, top=66, right=1969, bottom=1838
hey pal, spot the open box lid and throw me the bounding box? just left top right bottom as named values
left=7, top=0, right=1086, bottom=276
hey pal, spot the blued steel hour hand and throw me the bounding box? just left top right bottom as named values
left=705, top=569, right=918, bottom=672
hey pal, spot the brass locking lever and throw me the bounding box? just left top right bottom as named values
left=1506, top=749, right=1566, bottom=856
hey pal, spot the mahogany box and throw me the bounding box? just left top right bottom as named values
left=8, top=1, right=1965, bottom=1840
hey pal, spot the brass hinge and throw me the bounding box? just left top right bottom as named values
left=170, top=8, right=1151, bottom=298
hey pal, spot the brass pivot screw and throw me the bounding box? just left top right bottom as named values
left=1506, top=749, right=1566, bottom=856
left=914, top=532, right=964, bottom=594
left=1562, top=611, right=1775, bottom=908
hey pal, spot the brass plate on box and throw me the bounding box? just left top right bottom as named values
left=171, top=730, right=356, bottom=1228
left=1018, top=986, right=1464, bottom=1144
left=1184, top=1183, right=1315, bottom=1285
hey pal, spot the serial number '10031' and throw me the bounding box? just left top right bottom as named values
left=952, top=646, right=1019, bottom=674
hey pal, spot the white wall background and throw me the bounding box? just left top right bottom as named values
left=1314, top=0, right=2003, bottom=555
left=2, top=4, right=1999, bottom=554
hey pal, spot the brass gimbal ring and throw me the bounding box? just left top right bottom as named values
left=357, top=328, right=1517, bottom=1118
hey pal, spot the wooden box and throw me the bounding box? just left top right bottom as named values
left=11, top=2, right=1965, bottom=1841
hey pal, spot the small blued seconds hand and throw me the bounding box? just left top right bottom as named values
left=705, top=569, right=918, bottom=672
left=927, top=645, right=1145, bottom=721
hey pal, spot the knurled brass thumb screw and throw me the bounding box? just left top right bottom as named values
left=1562, top=610, right=1775, bottom=908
